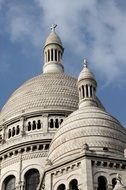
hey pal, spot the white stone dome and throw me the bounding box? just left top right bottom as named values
left=0, top=73, right=78, bottom=123
left=44, top=30, right=62, bottom=47
left=78, top=63, right=96, bottom=83
left=48, top=104, right=126, bottom=165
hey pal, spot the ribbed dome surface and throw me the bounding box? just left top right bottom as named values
left=0, top=73, right=78, bottom=123
left=44, top=31, right=62, bottom=47
left=78, top=64, right=96, bottom=82
left=48, top=106, right=126, bottom=164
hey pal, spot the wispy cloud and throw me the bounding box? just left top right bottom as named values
left=36, top=0, right=126, bottom=84
left=1, top=0, right=126, bottom=85
left=5, top=3, right=43, bottom=47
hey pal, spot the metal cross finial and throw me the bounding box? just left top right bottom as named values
left=83, top=58, right=88, bottom=67
left=51, top=24, right=57, bottom=32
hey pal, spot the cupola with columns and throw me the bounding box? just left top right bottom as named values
left=78, top=59, right=97, bottom=108
left=43, top=24, right=64, bottom=73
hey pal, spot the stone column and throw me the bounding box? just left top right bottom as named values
left=84, top=86, right=87, bottom=98
left=43, top=114, right=48, bottom=133
left=44, top=173, right=52, bottom=190
left=20, top=117, right=26, bottom=136
left=81, top=157, right=93, bottom=190
left=88, top=85, right=91, bottom=97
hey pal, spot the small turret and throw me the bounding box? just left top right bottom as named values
left=43, top=24, right=64, bottom=73
left=78, top=59, right=97, bottom=108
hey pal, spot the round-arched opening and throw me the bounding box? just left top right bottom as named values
left=97, top=176, right=107, bottom=190
left=3, top=175, right=16, bottom=190
left=69, top=179, right=79, bottom=190
left=25, top=169, right=40, bottom=190
left=112, top=178, right=117, bottom=189
left=57, top=184, right=65, bottom=190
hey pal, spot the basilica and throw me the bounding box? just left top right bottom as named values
left=0, top=25, right=126, bottom=190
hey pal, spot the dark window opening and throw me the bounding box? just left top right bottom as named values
left=28, top=122, right=31, bottom=131
left=112, top=178, right=117, bottom=189
left=55, top=49, right=57, bottom=61
left=82, top=85, right=85, bottom=98
left=16, top=125, right=20, bottom=135
left=4, top=175, right=16, bottom=190
left=48, top=50, right=50, bottom=62
left=50, top=119, right=54, bottom=128
left=45, top=144, right=49, bottom=150
left=60, top=119, right=63, bottom=124
left=25, top=169, right=40, bottom=190
left=97, top=176, right=107, bottom=190
left=32, top=145, right=37, bottom=151
left=69, top=179, right=79, bottom=190
left=37, top=120, right=41, bottom=129
left=57, top=184, right=65, bottom=190
left=55, top=119, right=59, bottom=128
left=8, top=129, right=11, bottom=138
left=32, top=121, right=36, bottom=130
left=86, top=84, right=88, bottom=97
left=90, top=85, right=92, bottom=97
left=51, top=49, right=53, bottom=61
left=38, top=144, right=43, bottom=150
left=12, top=127, right=15, bottom=137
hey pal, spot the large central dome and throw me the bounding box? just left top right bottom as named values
left=0, top=26, right=78, bottom=124
left=0, top=73, right=78, bottom=122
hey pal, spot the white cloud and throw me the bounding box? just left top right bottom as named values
left=6, top=4, right=43, bottom=47
left=1, top=0, right=126, bottom=84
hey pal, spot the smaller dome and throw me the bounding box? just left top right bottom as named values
left=44, top=28, right=62, bottom=47
left=78, top=60, right=96, bottom=83
left=48, top=106, right=126, bottom=164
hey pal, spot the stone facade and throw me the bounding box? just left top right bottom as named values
left=0, top=26, right=126, bottom=190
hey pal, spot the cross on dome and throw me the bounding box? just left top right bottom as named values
left=83, top=58, right=88, bottom=68
left=51, top=24, right=57, bottom=32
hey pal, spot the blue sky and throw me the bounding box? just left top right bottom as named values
left=0, top=0, right=126, bottom=127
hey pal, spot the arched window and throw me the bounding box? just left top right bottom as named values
left=112, top=178, right=117, bottom=189
left=12, top=127, right=15, bottom=137
left=69, top=179, right=79, bottom=190
left=51, top=49, right=53, bottom=61
left=8, top=129, right=11, bottom=138
left=57, top=184, right=65, bottom=190
left=55, top=49, right=57, bottom=61
left=48, top=50, right=50, bottom=62
left=28, top=122, right=31, bottom=131
left=86, top=84, right=89, bottom=97
left=55, top=119, right=59, bottom=128
left=97, top=176, right=107, bottom=190
left=25, top=169, right=40, bottom=190
left=60, top=119, right=63, bottom=124
left=4, top=175, right=16, bottom=190
left=16, top=125, right=20, bottom=135
left=82, top=85, right=85, bottom=98
left=32, top=121, right=36, bottom=130
left=50, top=119, right=54, bottom=128
left=37, top=120, right=41, bottom=129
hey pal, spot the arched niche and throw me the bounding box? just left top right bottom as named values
left=3, top=175, right=16, bottom=190
left=69, top=179, right=79, bottom=190
left=57, top=184, right=65, bottom=190
left=97, top=176, right=107, bottom=190
left=24, top=169, right=40, bottom=190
